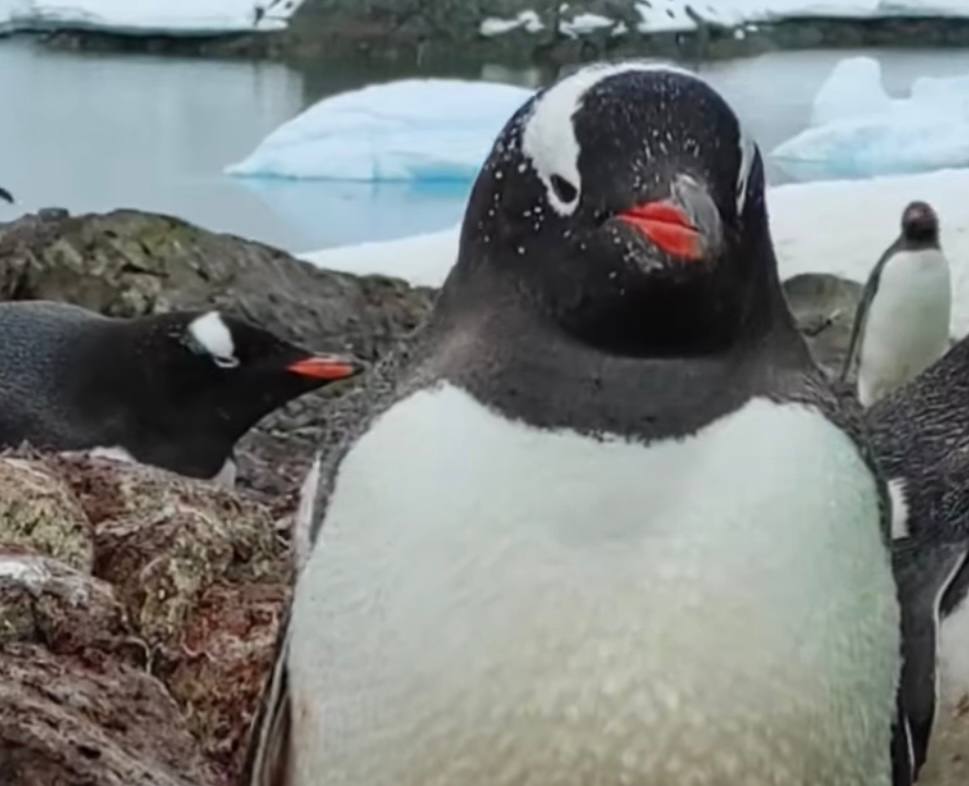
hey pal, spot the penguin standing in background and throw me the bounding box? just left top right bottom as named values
left=841, top=200, right=951, bottom=407
left=0, top=301, right=362, bottom=483
left=247, top=64, right=951, bottom=786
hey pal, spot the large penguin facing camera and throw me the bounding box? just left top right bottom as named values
left=248, top=63, right=950, bottom=786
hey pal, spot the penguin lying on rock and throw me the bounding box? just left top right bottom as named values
left=0, top=300, right=362, bottom=483
left=247, top=63, right=951, bottom=786
left=841, top=200, right=951, bottom=407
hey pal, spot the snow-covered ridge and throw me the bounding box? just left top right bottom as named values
left=0, top=0, right=306, bottom=36
left=482, top=1, right=969, bottom=38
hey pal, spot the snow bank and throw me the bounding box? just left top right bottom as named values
left=478, top=1, right=969, bottom=38
left=226, top=79, right=534, bottom=182
left=479, top=10, right=543, bottom=37
left=0, top=0, right=303, bottom=35
left=772, top=56, right=969, bottom=179
left=302, top=168, right=969, bottom=339
left=300, top=226, right=461, bottom=288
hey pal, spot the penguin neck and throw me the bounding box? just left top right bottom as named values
left=427, top=250, right=811, bottom=443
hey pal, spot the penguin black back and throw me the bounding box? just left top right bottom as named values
left=0, top=301, right=361, bottom=479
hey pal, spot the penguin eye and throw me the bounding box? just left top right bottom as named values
left=550, top=174, right=578, bottom=205
left=213, top=355, right=240, bottom=370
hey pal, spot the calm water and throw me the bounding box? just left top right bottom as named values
left=4, top=37, right=969, bottom=253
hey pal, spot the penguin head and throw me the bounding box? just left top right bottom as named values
left=140, top=310, right=363, bottom=454
left=449, top=63, right=777, bottom=356
left=900, top=201, right=939, bottom=247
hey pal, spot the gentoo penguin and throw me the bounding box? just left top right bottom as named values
left=247, top=63, right=942, bottom=786
left=0, top=186, right=12, bottom=204
left=867, top=341, right=969, bottom=768
left=0, top=300, right=361, bottom=482
left=841, top=200, right=951, bottom=407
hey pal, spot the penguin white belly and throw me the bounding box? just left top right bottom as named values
left=859, top=249, right=951, bottom=406
left=289, top=383, right=900, bottom=786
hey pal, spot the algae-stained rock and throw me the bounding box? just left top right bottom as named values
left=0, top=452, right=292, bottom=784
left=54, top=453, right=292, bottom=777
left=0, top=455, right=94, bottom=572
left=0, top=643, right=224, bottom=786
left=0, top=208, right=434, bottom=501
left=0, top=551, right=127, bottom=653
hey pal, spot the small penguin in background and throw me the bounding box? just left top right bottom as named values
left=248, top=63, right=945, bottom=786
left=841, top=200, right=951, bottom=407
left=0, top=186, right=12, bottom=204
left=0, top=301, right=362, bottom=483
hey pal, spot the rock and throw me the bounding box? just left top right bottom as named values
left=0, top=454, right=94, bottom=572
left=0, top=208, right=435, bottom=502
left=0, top=452, right=292, bottom=785
left=782, top=272, right=862, bottom=381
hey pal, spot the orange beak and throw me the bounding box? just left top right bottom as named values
left=286, top=354, right=361, bottom=381
left=618, top=201, right=702, bottom=261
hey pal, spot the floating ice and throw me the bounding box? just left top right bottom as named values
left=772, top=56, right=969, bottom=179
left=226, top=79, right=534, bottom=182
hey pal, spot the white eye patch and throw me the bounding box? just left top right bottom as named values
left=520, top=62, right=699, bottom=217
left=187, top=311, right=239, bottom=369
left=520, top=61, right=756, bottom=218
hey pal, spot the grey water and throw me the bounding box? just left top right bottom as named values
left=4, top=36, right=969, bottom=254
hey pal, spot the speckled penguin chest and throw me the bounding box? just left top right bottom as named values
left=288, top=383, right=900, bottom=786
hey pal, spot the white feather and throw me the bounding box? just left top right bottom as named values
left=287, top=383, right=899, bottom=786
left=858, top=248, right=951, bottom=407
left=188, top=311, right=238, bottom=367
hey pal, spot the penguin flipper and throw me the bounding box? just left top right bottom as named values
left=891, top=532, right=969, bottom=782
left=840, top=254, right=888, bottom=382
left=245, top=617, right=293, bottom=786
left=0, top=186, right=12, bottom=204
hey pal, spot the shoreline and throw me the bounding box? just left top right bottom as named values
left=5, top=14, right=969, bottom=67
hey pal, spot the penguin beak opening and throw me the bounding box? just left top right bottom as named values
left=286, top=354, right=362, bottom=381
left=617, top=202, right=702, bottom=262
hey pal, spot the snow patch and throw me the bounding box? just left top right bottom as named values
left=0, top=556, right=50, bottom=589
left=479, top=10, right=543, bottom=37
left=301, top=226, right=461, bottom=287
left=560, top=13, right=615, bottom=37
left=226, top=79, right=534, bottom=182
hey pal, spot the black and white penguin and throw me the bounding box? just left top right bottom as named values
left=248, top=63, right=945, bottom=786
left=868, top=343, right=969, bottom=768
left=841, top=200, right=951, bottom=407
left=0, top=301, right=361, bottom=483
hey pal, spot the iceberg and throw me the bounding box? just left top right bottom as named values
left=226, top=79, right=534, bottom=182
left=772, top=56, right=969, bottom=180
left=0, top=0, right=303, bottom=35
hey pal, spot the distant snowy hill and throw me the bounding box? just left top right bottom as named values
left=0, top=0, right=305, bottom=35
left=483, top=0, right=969, bottom=38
